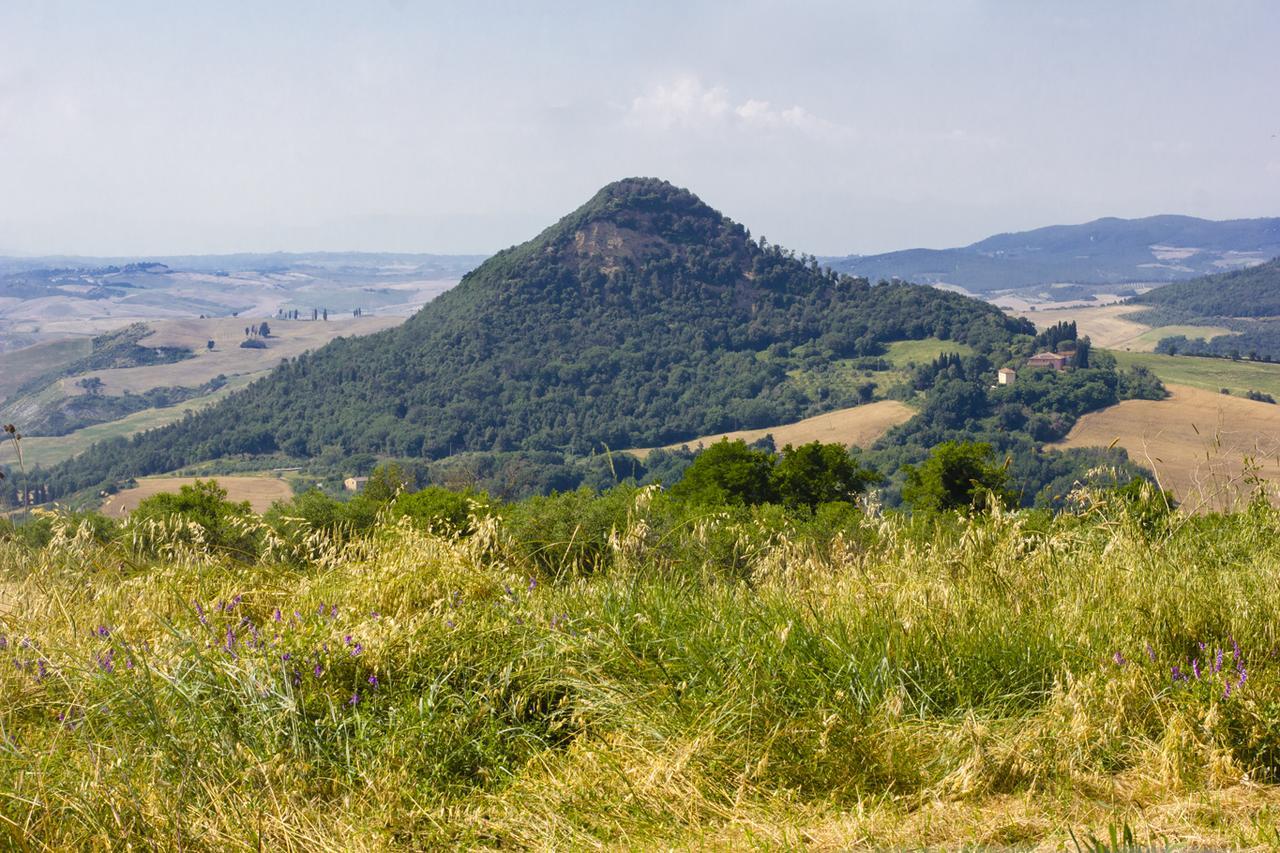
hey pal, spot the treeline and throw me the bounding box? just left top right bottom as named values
left=1155, top=326, right=1280, bottom=362
left=0, top=436, right=1163, bottom=557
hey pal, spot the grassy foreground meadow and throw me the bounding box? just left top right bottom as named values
left=5, top=485, right=1280, bottom=848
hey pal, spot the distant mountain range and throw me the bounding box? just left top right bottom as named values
left=825, top=215, right=1280, bottom=293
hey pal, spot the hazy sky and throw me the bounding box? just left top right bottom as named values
left=2, top=1, right=1278, bottom=257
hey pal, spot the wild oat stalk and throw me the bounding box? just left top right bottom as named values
left=1, top=423, right=28, bottom=522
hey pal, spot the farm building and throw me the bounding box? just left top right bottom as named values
left=997, top=367, right=1016, bottom=385
left=1027, top=352, right=1070, bottom=371
left=343, top=476, right=369, bottom=492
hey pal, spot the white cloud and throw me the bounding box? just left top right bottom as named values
left=626, top=76, right=844, bottom=138
left=626, top=76, right=731, bottom=130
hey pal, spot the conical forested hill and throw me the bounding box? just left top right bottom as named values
left=38, top=178, right=1032, bottom=494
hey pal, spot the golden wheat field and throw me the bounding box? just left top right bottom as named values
left=1054, top=383, right=1280, bottom=510
left=628, top=400, right=914, bottom=459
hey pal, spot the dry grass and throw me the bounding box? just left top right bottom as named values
left=627, top=400, right=914, bottom=459
left=100, top=476, right=294, bottom=516
left=1015, top=303, right=1235, bottom=353
left=5, top=492, right=1280, bottom=847
left=1054, top=383, right=1280, bottom=510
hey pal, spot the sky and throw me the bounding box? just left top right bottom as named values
left=1, top=0, right=1278, bottom=257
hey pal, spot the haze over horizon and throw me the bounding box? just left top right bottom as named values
left=2, top=1, right=1278, bottom=258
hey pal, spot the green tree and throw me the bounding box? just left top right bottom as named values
left=670, top=439, right=776, bottom=506
left=362, top=463, right=410, bottom=504
left=770, top=441, right=879, bottom=510
left=130, top=479, right=258, bottom=554
left=901, top=441, right=1015, bottom=514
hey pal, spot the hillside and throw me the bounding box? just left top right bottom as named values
left=29, top=178, right=1031, bottom=498
left=1128, top=257, right=1280, bottom=319
left=827, top=215, right=1280, bottom=293
left=1055, top=383, right=1280, bottom=510
left=1125, top=259, right=1280, bottom=360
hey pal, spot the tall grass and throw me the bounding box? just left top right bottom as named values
left=4, top=490, right=1280, bottom=848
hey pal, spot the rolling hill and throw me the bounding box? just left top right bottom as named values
left=27, top=178, right=1032, bottom=498
left=827, top=215, right=1280, bottom=293
left=1127, top=257, right=1280, bottom=319
left=1124, top=258, right=1280, bottom=360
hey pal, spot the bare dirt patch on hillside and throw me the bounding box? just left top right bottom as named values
left=1053, top=384, right=1280, bottom=510
left=628, top=400, right=914, bottom=459
left=100, top=476, right=294, bottom=517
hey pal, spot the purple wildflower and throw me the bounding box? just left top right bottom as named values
left=273, top=607, right=282, bottom=622
left=36, top=660, right=47, bottom=681
left=1237, top=666, right=1248, bottom=687
left=344, top=634, right=353, bottom=646
left=195, top=602, right=207, bottom=625
left=446, top=618, right=455, bottom=628
left=1225, top=682, right=1233, bottom=699
left=527, top=576, right=537, bottom=592
left=313, top=663, right=323, bottom=678
left=1214, top=647, right=1223, bottom=674
left=0, top=635, right=7, bottom=650
left=351, top=643, right=363, bottom=656
left=282, top=652, right=291, bottom=662
left=1112, top=651, right=1126, bottom=667
left=329, top=605, right=338, bottom=619
left=291, top=670, right=302, bottom=687
left=95, top=625, right=110, bottom=638
left=225, top=627, right=236, bottom=652
left=347, top=692, right=360, bottom=706
left=1172, top=665, right=1185, bottom=681
left=1233, top=638, right=1241, bottom=662
left=1192, top=658, right=1201, bottom=680
left=371, top=610, right=380, bottom=620
left=317, top=604, right=326, bottom=617
left=1146, top=642, right=1156, bottom=661
left=367, top=674, right=378, bottom=688
left=125, top=658, right=134, bottom=670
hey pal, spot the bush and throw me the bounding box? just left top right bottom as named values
left=128, top=479, right=260, bottom=557
left=393, top=486, right=489, bottom=536
left=902, top=441, right=1016, bottom=514
left=502, top=485, right=640, bottom=576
